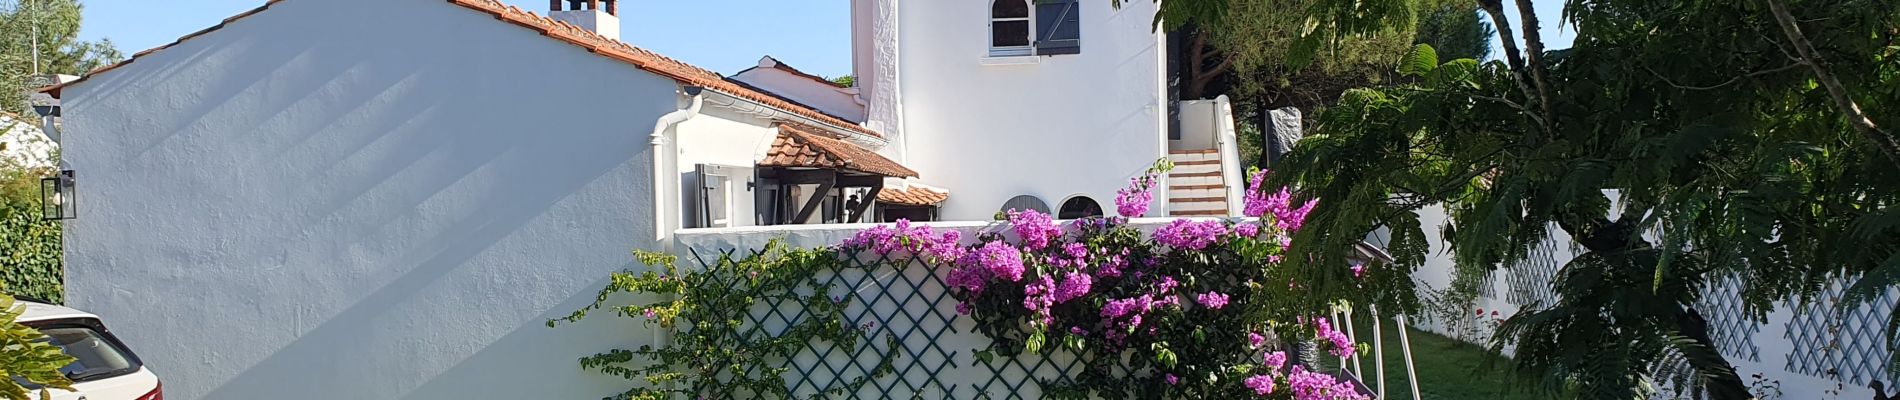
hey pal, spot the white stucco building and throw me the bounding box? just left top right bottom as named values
left=37, top=0, right=1245, bottom=399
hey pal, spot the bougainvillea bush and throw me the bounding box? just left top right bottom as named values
left=562, top=161, right=1392, bottom=399
left=839, top=164, right=1373, bottom=400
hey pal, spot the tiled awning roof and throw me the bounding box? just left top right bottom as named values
left=876, top=185, right=949, bottom=206
left=760, top=124, right=917, bottom=178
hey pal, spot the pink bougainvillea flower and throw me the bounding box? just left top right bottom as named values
left=1195, top=291, right=1230, bottom=310
left=1244, top=374, right=1276, bottom=395
left=1265, top=351, right=1289, bottom=373
left=1006, top=209, right=1064, bottom=250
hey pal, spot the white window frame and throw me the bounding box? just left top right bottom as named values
left=989, top=0, right=1033, bottom=57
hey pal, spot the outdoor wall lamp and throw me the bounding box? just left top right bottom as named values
left=40, top=170, right=74, bottom=220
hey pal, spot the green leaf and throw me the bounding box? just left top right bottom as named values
left=1399, top=44, right=1439, bottom=77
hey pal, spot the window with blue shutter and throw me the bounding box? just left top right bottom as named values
left=1034, top=0, right=1080, bottom=55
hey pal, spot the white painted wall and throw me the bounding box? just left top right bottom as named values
left=56, top=0, right=685, bottom=399
left=888, top=0, right=1168, bottom=220
left=850, top=0, right=904, bottom=143
left=672, top=107, right=777, bottom=227
left=730, top=60, right=868, bottom=123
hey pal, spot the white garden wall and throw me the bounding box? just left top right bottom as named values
left=56, top=0, right=688, bottom=399
left=672, top=218, right=1220, bottom=398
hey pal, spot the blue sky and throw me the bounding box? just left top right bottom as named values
left=76, top=0, right=858, bottom=77
left=75, top=0, right=1570, bottom=78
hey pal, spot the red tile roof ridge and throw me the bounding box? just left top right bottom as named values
left=39, top=0, right=879, bottom=138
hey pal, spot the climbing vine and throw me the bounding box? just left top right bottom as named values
left=550, top=244, right=895, bottom=400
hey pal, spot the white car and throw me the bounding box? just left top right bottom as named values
left=16, top=301, right=161, bottom=400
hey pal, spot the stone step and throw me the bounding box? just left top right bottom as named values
left=1167, top=175, right=1222, bottom=187
left=1171, top=163, right=1221, bottom=175
left=1170, top=200, right=1228, bottom=212
left=1171, top=187, right=1225, bottom=199
left=1168, top=151, right=1219, bottom=163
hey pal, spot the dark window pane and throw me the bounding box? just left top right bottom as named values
left=992, top=21, right=1030, bottom=47
left=992, top=0, right=1028, bottom=18
left=15, top=326, right=141, bottom=388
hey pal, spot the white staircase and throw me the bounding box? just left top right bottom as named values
left=1167, top=149, right=1231, bottom=217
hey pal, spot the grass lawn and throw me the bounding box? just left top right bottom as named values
left=1320, top=319, right=1546, bottom=400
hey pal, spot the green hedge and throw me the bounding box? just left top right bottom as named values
left=0, top=206, right=61, bottom=304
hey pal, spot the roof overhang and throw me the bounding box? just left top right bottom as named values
left=688, top=86, right=886, bottom=148
left=759, top=124, right=914, bottom=178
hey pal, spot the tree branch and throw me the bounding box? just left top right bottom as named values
left=1470, top=94, right=1550, bottom=130
left=1644, top=63, right=1806, bottom=91
left=1194, top=57, right=1235, bottom=88
left=1764, top=0, right=1900, bottom=167
left=1476, top=0, right=1541, bottom=119
left=1512, top=0, right=1555, bottom=130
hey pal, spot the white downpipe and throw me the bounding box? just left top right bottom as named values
left=1397, top=313, right=1423, bottom=400
left=1211, top=95, right=1244, bottom=215
left=651, top=88, right=704, bottom=243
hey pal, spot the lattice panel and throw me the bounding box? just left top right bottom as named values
left=1783, top=278, right=1900, bottom=385
left=1505, top=238, right=1562, bottom=307
left=1697, top=275, right=1761, bottom=363
left=1478, top=270, right=1499, bottom=299
left=744, top=251, right=1093, bottom=398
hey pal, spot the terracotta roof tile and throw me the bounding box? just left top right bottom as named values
left=38, top=0, right=879, bottom=139
left=876, top=185, right=948, bottom=206
left=760, top=124, right=916, bottom=178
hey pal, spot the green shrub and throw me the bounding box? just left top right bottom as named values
left=0, top=165, right=61, bottom=304
left=0, top=207, right=60, bottom=304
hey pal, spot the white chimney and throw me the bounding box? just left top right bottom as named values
left=549, top=0, right=620, bottom=39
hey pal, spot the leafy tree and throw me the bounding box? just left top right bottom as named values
left=0, top=294, right=74, bottom=400
left=829, top=75, right=854, bottom=88
left=0, top=0, right=120, bottom=116
left=1137, top=0, right=1491, bottom=169
left=1412, top=0, right=1491, bottom=61
left=1232, top=0, right=1900, bottom=398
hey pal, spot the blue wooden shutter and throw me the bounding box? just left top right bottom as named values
left=1035, top=0, right=1080, bottom=55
